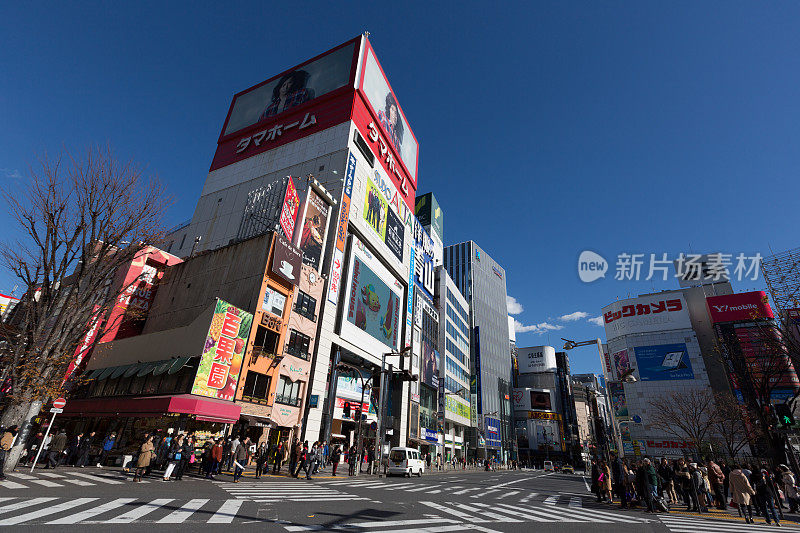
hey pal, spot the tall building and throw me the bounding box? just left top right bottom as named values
left=435, top=265, right=471, bottom=460
left=444, top=241, right=511, bottom=461
left=160, top=35, right=424, bottom=450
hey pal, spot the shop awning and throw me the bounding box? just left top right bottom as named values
left=83, top=357, right=195, bottom=381
left=60, top=394, right=241, bottom=424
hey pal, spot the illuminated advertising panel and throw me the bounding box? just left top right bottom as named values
left=609, top=381, right=628, bottom=418
left=359, top=44, right=418, bottom=188
left=341, top=236, right=403, bottom=357
left=633, top=343, right=694, bottom=381
left=412, top=217, right=435, bottom=299
left=421, top=339, right=439, bottom=388
left=211, top=39, right=359, bottom=170
left=192, top=299, right=254, bottom=401
left=706, top=291, right=774, bottom=323
left=295, top=187, right=331, bottom=271
left=224, top=42, right=356, bottom=136
left=327, top=153, right=356, bottom=305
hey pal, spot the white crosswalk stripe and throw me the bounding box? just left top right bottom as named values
left=659, top=514, right=790, bottom=532
left=519, top=492, right=538, bottom=503
left=68, top=471, right=125, bottom=484
left=0, top=498, right=248, bottom=524
left=218, top=480, right=370, bottom=502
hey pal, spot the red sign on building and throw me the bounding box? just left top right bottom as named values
left=279, top=177, right=300, bottom=241
left=706, top=291, right=774, bottom=323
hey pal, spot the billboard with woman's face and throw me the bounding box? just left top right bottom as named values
left=360, top=47, right=418, bottom=186
left=223, top=42, right=356, bottom=137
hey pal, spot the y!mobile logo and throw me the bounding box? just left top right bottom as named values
left=578, top=251, right=608, bottom=283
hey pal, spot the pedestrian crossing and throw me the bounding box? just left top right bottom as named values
left=0, top=497, right=247, bottom=525
left=659, top=513, right=796, bottom=532
left=216, top=479, right=372, bottom=503
left=278, top=498, right=655, bottom=532
left=0, top=470, right=130, bottom=490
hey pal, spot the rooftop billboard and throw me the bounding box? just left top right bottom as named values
left=706, top=291, right=774, bottom=323
left=602, top=294, right=691, bottom=341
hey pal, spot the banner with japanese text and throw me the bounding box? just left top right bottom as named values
left=191, top=299, right=254, bottom=401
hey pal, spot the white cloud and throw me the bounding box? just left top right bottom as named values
left=514, top=321, right=564, bottom=335
left=506, top=295, right=524, bottom=315
left=560, top=311, right=589, bottom=322
left=588, top=316, right=604, bottom=326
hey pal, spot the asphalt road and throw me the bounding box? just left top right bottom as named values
left=0, top=465, right=796, bottom=532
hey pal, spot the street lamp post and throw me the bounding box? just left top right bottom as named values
left=480, top=410, right=499, bottom=465
left=336, top=362, right=372, bottom=475
left=374, top=347, right=414, bottom=477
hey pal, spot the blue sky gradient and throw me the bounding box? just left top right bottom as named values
left=1, top=2, right=798, bottom=373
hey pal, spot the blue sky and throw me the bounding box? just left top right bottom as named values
left=1, top=3, right=798, bottom=374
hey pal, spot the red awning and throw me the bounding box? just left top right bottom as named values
left=61, top=394, right=241, bottom=424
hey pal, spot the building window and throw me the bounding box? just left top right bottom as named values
left=252, top=325, right=280, bottom=362
left=293, top=291, right=317, bottom=321
left=242, top=371, right=271, bottom=403
left=285, top=330, right=311, bottom=360
left=275, top=376, right=302, bottom=407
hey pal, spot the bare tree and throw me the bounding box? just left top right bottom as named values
left=0, top=146, right=169, bottom=469
left=712, top=391, right=759, bottom=459
left=649, top=389, right=716, bottom=456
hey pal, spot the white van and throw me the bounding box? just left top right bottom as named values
left=543, top=460, right=554, bottom=472
left=387, top=447, right=425, bottom=477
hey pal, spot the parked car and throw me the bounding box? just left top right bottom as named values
left=387, top=447, right=425, bottom=477
left=543, top=460, right=554, bottom=472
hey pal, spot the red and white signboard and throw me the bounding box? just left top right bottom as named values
left=706, top=291, right=774, bottom=323
left=53, top=398, right=66, bottom=409
left=279, top=177, right=300, bottom=241
left=602, top=294, right=691, bottom=341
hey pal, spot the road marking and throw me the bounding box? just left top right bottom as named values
left=452, top=487, right=482, bottom=495
left=48, top=497, right=137, bottom=524
left=569, top=497, right=582, bottom=508
left=543, top=495, right=559, bottom=505
left=0, top=497, right=97, bottom=525
left=0, top=480, right=27, bottom=489
left=420, top=501, right=489, bottom=523
left=207, top=499, right=244, bottom=524
left=36, top=473, right=65, bottom=478
left=473, top=502, right=558, bottom=522
left=520, top=492, right=538, bottom=503
left=495, top=490, right=519, bottom=500
left=30, top=479, right=63, bottom=488
left=526, top=502, right=647, bottom=524
left=471, top=488, right=501, bottom=498
left=406, top=485, right=441, bottom=492
left=492, top=477, right=529, bottom=489
left=157, top=498, right=209, bottom=523
left=61, top=477, right=95, bottom=486
left=452, top=502, right=521, bottom=522
left=68, top=472, right=124, bottom=484
left=5, top=473, right=36, bottom=480
left=105, top=498, right=174, bottom=523
left=284, top=518, right=460, bottom=531
left=0, top=497, right=57, bottom=515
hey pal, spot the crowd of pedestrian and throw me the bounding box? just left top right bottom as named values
left=590, top=453, right=799, bottom=526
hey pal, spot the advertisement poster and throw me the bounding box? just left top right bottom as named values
left=272, top=233, right=302, bottom=286
left=415, top=193, right=444, bottom=245
left=360, top=47, right=418, bottom=185
left=224, top=42, right=355, bottom=136
left=192, top=299, right=254, bottom=401
left=296, top=188, right=330, bottom=271
left=613, top=349, right=630, bottom=378
left=327, top=153, right=356, bottom=305
left=345, top=246, right=401, bottom=351
left=363, top=174, right=404, bottom=263
left=609, top=381, right=629, bottom=418
left=421, top=339, right=439, bottom=388
left=530, top=391, right=552, bottom=411
left=279, top=177, right=300, bottom=241
left=634, top=343, right=694, bottom=381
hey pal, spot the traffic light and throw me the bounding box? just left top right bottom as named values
left=343, top=402, right=351, bottom=419
left=775, top=404, right=795, bottom=427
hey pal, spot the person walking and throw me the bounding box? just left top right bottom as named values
left=134, top=436, right=155, bottom=482
left=0, top=426, right=18, bottom=479
left=729, top=465, right=756, bottom=524
left=780, top=465, right=799, bottom=513
left=331, top=445, right=341, bottom=476
left=76, top=431, right=95, bottom=468
left=272, top=439, right=286, bottom=474
left=688, top=463, right=709, bottom=513
left=659, top=457, right=676, bottom=504
left=348, top=445, right=357, bottom=476
left=708, top=459, right=727, bottom=510
left=306, top=442, right=319, bottom=480
left=227, top=436, right=240, bottom=472
left=643, top=458, right=659, bottom=512
left=97, top=432, right=115, bottom=467
left=175, top=434, right=193, bottom=480
left=233, top=437, right=249, bottom=482
left=753, top=468, right=781, bottom=526
left=254, top=443, right=268, bottom=479
left=46, top=429, right=67, bottom=469
left=163, top=434, right=184, bottom=481
left=289, top=439, right=300, bottom=477
left=206, top=438, right=222, bottom=478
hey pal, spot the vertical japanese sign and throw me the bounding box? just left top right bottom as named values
left=279, top=177, right=300, bottom=241
left=192, top=299, right=254, bottom=401
left=327, top=153, right=356, bottom=304
left=404, top=246, right=414, bottom=349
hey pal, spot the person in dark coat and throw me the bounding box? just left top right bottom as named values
left=46, top=429, right=67, bottom=469
left=331, top=445, right=342, bottom=476
left=76, top=431, right=95, bottom=467
left=254, top=443, right=268, bottom=479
